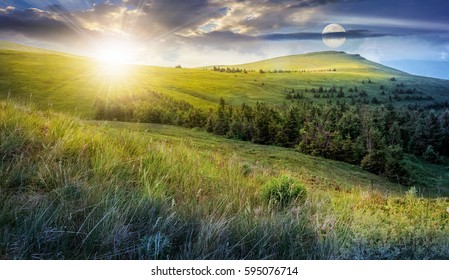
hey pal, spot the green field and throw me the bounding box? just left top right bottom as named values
left=1, top=101, right=449, bottom=259
left=1, top=41, right=449, bottom=259
left=2, top=41, right=449, bottom=118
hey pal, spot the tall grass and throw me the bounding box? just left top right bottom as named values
left=1, top=101, right=448, bottom=259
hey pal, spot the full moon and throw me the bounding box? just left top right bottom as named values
left=322, top=23, right=346, bottom=48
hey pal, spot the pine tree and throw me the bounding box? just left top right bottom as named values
left=441, top=111, right=449, bottom=156
left=284, top=107, right=300, bottom=147
left=408, top=115, right=427, bottom=155
left=214, top=98, right=229, bottom=135
left=383, top=102, right=396, bottom=131
left=205, top=108, right=216, bottom=132
left=361, top=149, right=386, bottom=174
left=423, top=145, right=439, bottom=163
left=388, top=121, right=402, bottom=146
left=384, top=145, right=409, bottom=184
left=228, top=110, right=244, bottom=139
left=426, top=111, right=443, bottom=153
left=252, top=103, right=271, bottom=144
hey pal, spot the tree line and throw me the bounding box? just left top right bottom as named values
left=95, top=93, right=449, bottom=185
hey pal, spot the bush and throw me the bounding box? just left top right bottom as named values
left=361, top=150, right=386, bottom=175
left=423, top=145, right=440, bottom=163
left=261, top=175, right=306, bottom=207
left=385, top=159, right=410, bottom=185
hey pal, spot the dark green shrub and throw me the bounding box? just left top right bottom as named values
left=423, top=145, right=440, bottom=163
left=361, top=149, right=386, bottom=175
left=261, top=175, right=306, bottom=207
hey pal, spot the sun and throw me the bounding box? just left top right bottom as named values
left=93, top=41, right=136, bottom=64
left=92, top=41, right=137, bottom=77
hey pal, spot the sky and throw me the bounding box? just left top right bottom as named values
left=0, top=0, right=449, bottom=68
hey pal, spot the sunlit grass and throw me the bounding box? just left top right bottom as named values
left=1, top=101, right=448, bottom=259
left=1, top=45, right=449, bottom=259
left=2, top=48, right=449, bottom=118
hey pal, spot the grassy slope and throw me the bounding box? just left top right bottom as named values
left=0, top=41, right=64, bottom=53
left=1, top=44, right=449, bottom=118
left=1, top=101, right=449, bottom=259
left=94, top=120, right=449, bottom=196
left=215, top=51, right=404, bottom=73
left=217, top=51, right=449, bottom=102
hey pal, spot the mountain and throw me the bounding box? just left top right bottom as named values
left=382, top=59, right=449, bottom=80
left=216, top=51, right=405, bottom=74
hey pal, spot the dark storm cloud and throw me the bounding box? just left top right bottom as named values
left=0, top=7, right=90, bottom=42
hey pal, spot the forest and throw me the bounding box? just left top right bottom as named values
left=94, top=91, right=449, bottom=185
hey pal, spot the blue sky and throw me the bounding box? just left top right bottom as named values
left=0, top=0, right=448, bottom=68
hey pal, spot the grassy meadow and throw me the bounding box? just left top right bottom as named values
left=1, top=42, right=449, bottom=259
left=2, top=42, right=449, bottom=119
left=1, top=101, right=449, bottom=259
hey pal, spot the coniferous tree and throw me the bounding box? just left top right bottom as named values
left=228, top=109, right=244, bottom=139
left=284, top=107, right=300, bottom=146
left=426, top=111, right=443, bottom=153
left=361, top=149, right=386, bottom=175
left=252, top=103, right=271, bottom=144
left=384, top=145, right=409, bottom=184
left=408, top=115, right=428, bottom=155
left=388, top=121, right=403, bottom=146
left=441, top=111, right=449, bottom=156
left=423, top=145, right=439, bottom=163
left=214, top=98, right=230, bottom=135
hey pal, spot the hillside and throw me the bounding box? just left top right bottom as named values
left=0, top=41, right=50, bottom=52
left=1, top=42, right=449, bottom=259
left=214, top=51, right=405, bottom=74
left=1, top=42, right=449, bottom=118
left=0, top=40, right=75, bottom=56
left=1, top=101, right=449, bottom=259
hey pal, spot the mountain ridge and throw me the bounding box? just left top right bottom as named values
left=208, top=51, right=407, bottom=75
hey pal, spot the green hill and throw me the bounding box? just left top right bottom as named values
left=1, top=101, right=448, bottom=259
left=0, top=41, right=47, bottom=52
left=0, top=40, right=73, bottom=55
left=1, top=42, right=449, bottom=118
left=214, top=51, right=405, bottom=74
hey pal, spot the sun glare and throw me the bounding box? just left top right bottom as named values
left=93, top=41, right=137, bottom=77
